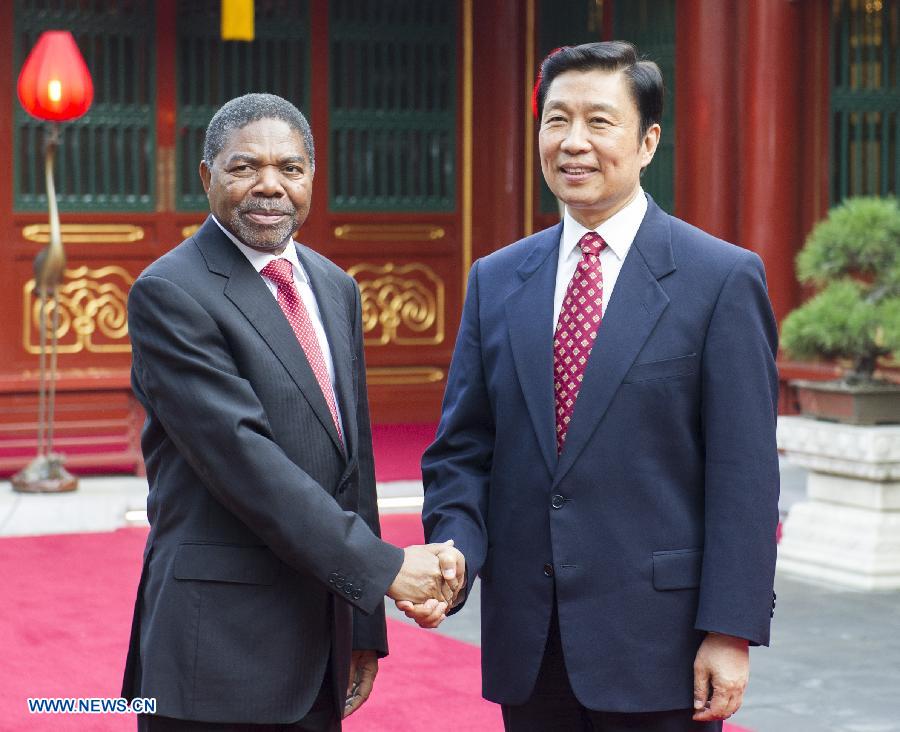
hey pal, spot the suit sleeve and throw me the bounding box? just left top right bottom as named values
left=128, top=274, right=404, bottom=616
left=421, top=260, right=494, bottom=613
left=348, top=282, right=391, bottom=655
left=695, top=252, right=780, bottom=646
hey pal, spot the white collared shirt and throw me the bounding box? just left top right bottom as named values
left=211, top=216, right=342, bottom=429
left=552, top=189, right=648, bottom=333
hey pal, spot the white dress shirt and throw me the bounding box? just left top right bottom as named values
left=211, top=216, right=343, bottom=430
left=552, top=189, right=648, bottom=333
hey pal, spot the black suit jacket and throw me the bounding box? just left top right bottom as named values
left=122, top=217, right=404, bottom=724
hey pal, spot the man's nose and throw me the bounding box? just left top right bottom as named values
left=252, top=165, right=285, bottom=196
left=560, top=121, right=591, bottom=153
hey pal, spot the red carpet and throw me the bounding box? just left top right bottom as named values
left=372, top=423, right=437, bottom=482
left=0, top=520, right=495, bottom=731
left=344, top=621, right=499, bottom=731
left=0, top=528, right=148, bottom=730
left=0, top=518, right=750, bottom=731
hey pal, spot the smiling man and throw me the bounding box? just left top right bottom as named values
left=416, top=42, right=781, bottom=731
left=122, top=93, right=463, bottom=731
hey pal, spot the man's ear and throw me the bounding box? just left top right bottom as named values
left=640, top=124, right=661, bottom=168
left=199, top=160, right=212, bottom=194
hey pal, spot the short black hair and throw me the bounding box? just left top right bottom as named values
left=536, top=41, right=663, bottom=142
left=203, top=93, right=315, bottom=166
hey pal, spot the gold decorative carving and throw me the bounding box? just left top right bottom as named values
left=346, top=262, right=445, bottom=346
left=23, top=266, right=134, bottom=354
left=366, top=367, right=445, bottom=385
left=22, top=224, right=145, bottom=244
left=333, top=224, right=446, bottom=242
left=181, top=224, right=202, bottom=238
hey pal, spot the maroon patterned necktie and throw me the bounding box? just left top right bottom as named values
left=554, top=232, right=607, bottom=454
left=260, top=258, right=343, bottom=445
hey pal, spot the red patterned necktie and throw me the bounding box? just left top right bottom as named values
left=554, top=232, right=607, bottom=454
left=260, top=258, right=343, bottom=445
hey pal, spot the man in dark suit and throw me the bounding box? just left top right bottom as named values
left=411, top=42, right=780, bottom=731
left=123, top=93, right=462, bottom=731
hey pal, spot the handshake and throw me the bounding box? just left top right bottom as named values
left=386, top=540, right=466, bottom=629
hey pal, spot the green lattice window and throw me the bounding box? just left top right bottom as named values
left=329, top=0, right=457, bottom=212
left=831, top=0, right=899, bottom=202
left=177, top=0, right=310, bottom=210
left=13, top=0, right=155, bottom=212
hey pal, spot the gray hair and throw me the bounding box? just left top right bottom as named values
left=202, top=93, right=315, bottom=167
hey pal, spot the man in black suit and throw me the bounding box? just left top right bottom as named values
left=123, top=93, right=462, bottom=731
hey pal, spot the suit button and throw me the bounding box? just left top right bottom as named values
left=543, top=563, right=554, bottom=577
left=353, top=590, right=362, bottom=600
left=344, top=582, right=354, bottom=593
left=328, top=572, right=337, bottom=584
left=551, top=494, right=565, bottom=509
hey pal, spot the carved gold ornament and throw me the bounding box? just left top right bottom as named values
left=23, top=265, right=134, bottom=354
left=333, top=224, right=445, bottom=242
left=22, top=223, right=145, bottom=244
left=366, top=367, right=445, bottom=385
left=346, top=262, right=445, bottom=346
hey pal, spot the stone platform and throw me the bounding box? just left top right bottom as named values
left=777, top=416, right=900, bottom=590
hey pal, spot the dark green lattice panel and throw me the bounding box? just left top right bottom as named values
left=14, top=1, right=156, bottom=212
left=831, top=0, right=899, bottom=202
left=329, top=0, right=457, bottom=212
left=537, top=0, right=602, bottom=215
left=176, top=0, right=310, bottom=210
left=614, top=0, right=676, bottom=215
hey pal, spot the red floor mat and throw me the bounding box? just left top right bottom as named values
left=372, top=423, right=436, bottom=482
left=0, top=518, right=751, bottom=731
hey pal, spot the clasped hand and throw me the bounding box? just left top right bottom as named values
left=386, top=540, right=466, bottom=629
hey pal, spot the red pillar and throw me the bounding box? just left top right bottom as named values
left=675, top=0, right=739, bottom=244
left=471, top=0, right=525, bottom=259
left=155, top=0, right=178, bottom=247
left=739, top=0, right=803, bottom=324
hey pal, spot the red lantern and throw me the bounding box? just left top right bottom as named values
left=17, top=31, right=94, bottom=122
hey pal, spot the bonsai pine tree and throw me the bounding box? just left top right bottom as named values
left=781, top=196, right=900, bottom=383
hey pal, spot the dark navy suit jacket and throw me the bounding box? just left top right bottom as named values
left=122, top=218, right=404, bottom=724
left=422, top=196, right=780, bottom=712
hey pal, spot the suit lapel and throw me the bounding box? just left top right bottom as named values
left=193, top=218, right=346, bottom=458
left=504, top=224, right=562, bottom=476
left=553, top=197, right=676, bottom=487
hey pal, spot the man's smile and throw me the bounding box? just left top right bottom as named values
left=558, top=163, right=599, bottom=182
